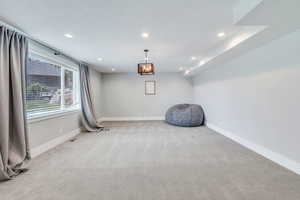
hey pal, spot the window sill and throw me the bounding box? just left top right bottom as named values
left=27, top=108, right=81, bottom=124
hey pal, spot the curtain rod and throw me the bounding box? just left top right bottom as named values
left=0, top=20, right=82, bottom=65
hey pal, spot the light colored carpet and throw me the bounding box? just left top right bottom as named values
left=1, top=121, right=300, bottom=200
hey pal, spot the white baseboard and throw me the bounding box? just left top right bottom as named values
left=98, top=116, right=165, bottom=122
left=206, top=123, right=300, bottom=175
left=30, top=128, right=81, bottom=158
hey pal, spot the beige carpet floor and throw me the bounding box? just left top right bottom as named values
left=1, top=121, right=300, bottom=200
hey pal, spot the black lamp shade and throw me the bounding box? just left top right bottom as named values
left=137, top=63, right=155, bottom=75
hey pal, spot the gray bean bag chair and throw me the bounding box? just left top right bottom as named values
left=165, top=104, right=204, bottom=127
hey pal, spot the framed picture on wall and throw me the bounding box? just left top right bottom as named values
left=145, top=80, right=156, bottom=95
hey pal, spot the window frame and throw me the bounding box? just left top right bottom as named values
left=26, top=49, right=81, bottom=121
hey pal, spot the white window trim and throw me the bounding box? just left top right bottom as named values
left=29, top=50, right=78, bottom=72
left=26, top=49, right=81, bottom=121
left=27, top=107, right=81, bottom=124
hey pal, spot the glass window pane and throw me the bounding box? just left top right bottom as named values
left=26, top=56, right=61, bottom=114
left=64, top=69, right=74, bottom=107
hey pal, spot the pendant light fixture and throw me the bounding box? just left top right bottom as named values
left=137, top=49, right=155, bottom=75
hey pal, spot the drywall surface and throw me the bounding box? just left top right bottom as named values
left=28, top=112, right=81, bottom=148
left=193, top=29, right=300, bottom=163
left=101, top=73, right=193, bottom=118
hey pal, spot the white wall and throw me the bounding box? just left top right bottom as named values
left=28, top=112, right=81, bottom=149
left=193, top=29, right=300, bottom=166
left=101, top=73, right=193, bottom=119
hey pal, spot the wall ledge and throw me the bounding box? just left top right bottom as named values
left=27, top=109, right=80, bottom=124
left=207, top=123, right=300, bottom=175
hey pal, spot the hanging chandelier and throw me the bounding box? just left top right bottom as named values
left=137, top=49, right=155, bottom=75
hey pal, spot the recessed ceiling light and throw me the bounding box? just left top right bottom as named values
left=184, top=70, right=190, bottom=75
left=141, top=32, right=149, bottom=38
left=97, top=58, right=103, bottom=61
left=218, top=32, right=225, bottom=37
left=191, top=56, right=197, bottom=60
left=64, top=33, right=73, bottom=38
left=199, top=60, right=205, bottom=66
left=111, top=68, right=115, bottom=71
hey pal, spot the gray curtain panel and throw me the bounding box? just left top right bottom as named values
left=79, top=63, right=104, bottom=132
left=0, top=26, right=30, bottom=181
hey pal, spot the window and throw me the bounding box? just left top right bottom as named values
left=26, top=53, right=80, bottom=119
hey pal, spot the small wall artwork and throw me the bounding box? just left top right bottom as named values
left=145, top=80, right=156, bottom=95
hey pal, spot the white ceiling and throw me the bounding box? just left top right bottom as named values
left=0, top=0, right=245, bottom=72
